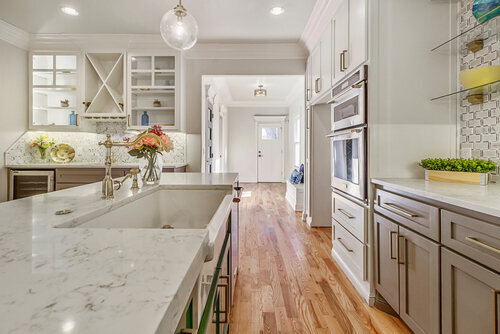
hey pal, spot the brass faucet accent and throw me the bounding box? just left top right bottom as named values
left=98, top=132, right=166, bottom=199
left=114, top=168, right=140, bottom=191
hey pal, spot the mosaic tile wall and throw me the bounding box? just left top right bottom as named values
left=5, top=130, right=186, bottom=166
left=459, top=1, right=500, bottom=169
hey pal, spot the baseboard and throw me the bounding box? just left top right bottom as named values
left=331, top=248, right=370, bottom=303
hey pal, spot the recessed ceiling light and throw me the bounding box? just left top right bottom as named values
left=270, top=7, right=285, bottom=16
left=61, top=7, right=79, bottom=16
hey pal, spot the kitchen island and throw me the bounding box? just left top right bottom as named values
left=0, top=173, right=238, bottom=334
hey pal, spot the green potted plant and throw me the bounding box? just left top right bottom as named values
left=419, top=158, right=497, bottom=185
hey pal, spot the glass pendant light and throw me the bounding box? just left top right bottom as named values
left=160, top=0, right=199, bottom=51
left=254, top=84, right=267, bottom=97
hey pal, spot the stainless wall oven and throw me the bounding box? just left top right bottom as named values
left=329, top=126, right=367, bottom=201
left=329, top=65, right=367, bottom=132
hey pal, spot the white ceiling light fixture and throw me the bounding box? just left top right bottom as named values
left=254, top=84, right=267, bottom=97
left=270, top=7, right=285, bottom=16
left=60, top=7, right=79, bottom=16
left=160, top=0, right=199, bottom=51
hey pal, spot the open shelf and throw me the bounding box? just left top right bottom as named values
left=432, top=16, right=500, bottom=53
left=431, top=80, right=500, bottom=103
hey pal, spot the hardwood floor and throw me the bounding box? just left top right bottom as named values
left=229, top=183, right=410, bottom=334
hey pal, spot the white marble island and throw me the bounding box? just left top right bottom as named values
left=0, top=173, right=238, bottom=334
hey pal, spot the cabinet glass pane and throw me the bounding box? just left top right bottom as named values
left=131, top=73, right=152, bottom=86
left=154, top=56, right=175, bottom=70
left=33, top=72, right=54, bottom=86
left=55, top=71, right=77, bottom=86
left=32, top=88, right=77, bottom=126
left=131, top=56, right=152, bottom=70
left=56, top=55, right=77, bottom=70
left=154, top=72, right=175, bottom=86
left=33, top=55, right=53, bottom=69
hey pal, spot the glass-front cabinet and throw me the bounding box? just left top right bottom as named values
left=127, top=53, right=181, bottom=131
left=30, top=52, right=80, bottom=129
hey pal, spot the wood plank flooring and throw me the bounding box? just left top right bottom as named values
left=229, top=183, right=410, bottom=334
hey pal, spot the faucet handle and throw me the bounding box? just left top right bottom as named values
left=130, top=168, right=140, bottom=190
left=98, top=134, right=112, bottom=146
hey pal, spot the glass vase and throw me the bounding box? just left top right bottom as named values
left=38, top=147, right=47, bottom=161
left=139, top=152, right=163, bottom=185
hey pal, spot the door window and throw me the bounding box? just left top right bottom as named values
left=261, top=127, right=278, bottom=140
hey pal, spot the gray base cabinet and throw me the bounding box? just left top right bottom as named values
left=374, top=184, right=500, bottom=334
left=441, top=248, right=500, bottom=334
left=398, top=225, right=440, bottom=334
left=374, top=213, right=400, bottom=312
left=374, top=213, right=440, bottom=334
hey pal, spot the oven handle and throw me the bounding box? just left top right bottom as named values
left=327, top=80, right=365, bottom=105
left=326, top=125, right=367, bottom=138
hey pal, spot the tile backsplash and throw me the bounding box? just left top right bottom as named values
left=5, top=131, right=186, bottom=166
left=459, top=1, right=500, bottom=168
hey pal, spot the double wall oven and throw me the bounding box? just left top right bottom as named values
left=328, top=65, right=368, bottom=202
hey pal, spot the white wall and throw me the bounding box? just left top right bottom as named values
left=227, top=107, right=289, bottom=183
left=184, top=59, right=306, bottom=172
left=0, top=40, right=28, bottom=202
left=286, top=81, right=305, bottom=178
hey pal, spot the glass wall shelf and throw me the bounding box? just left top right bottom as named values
left=431, top=16, right=500, bottom=54
left=431, top=80, right=500, bottom=103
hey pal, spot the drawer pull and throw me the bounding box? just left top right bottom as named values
left=465, top=236, right=500, bottom=254
left=384, top=202, right=419, bottom=219
left=390, top=231, right=397, bottom=260
left=338, top=208, right=355, bottom=219
left=397, top=236, right=406, bottom=264
left=337, top=237, right=353, bottom=252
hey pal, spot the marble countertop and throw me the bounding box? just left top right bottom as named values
left=6, top=162, right=188, bottom=169
left=371, top=178, right=500, bottom=218
left=0, top=173, right=238, bottom=334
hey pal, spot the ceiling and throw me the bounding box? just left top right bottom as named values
left=209, top=75, right=304, bottom=107
left=0, top=0, right=317, bottom=42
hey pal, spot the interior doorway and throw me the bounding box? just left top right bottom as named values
left=201, top=75, right=304, bottom=184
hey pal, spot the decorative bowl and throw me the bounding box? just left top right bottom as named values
left=50, top=144, right=75, bottom=163
left=459, top=65, right=500, bottom=89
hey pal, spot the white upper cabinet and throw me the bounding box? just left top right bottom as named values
left=30, top=52, right=81, bottom=129
left=320, top=21, right=332, bottom=95
left=348, top=0, right=367, bottom=74
left=310, top=45, right=321, bottom=100
left=126, top=52, right=183, bottom=131
left=333, top=0, right=349, bottom=81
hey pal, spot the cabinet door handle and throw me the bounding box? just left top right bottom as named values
left=342, top=50, right=348, bottom=70
left=340, top=52, right=344, bottom=73
left=337, top=237, right=353, bottom=252
left=390, top=231, right=397, bottom=260
left=127, top=114, right=131, bottom=127
left=384, top=202, right=419, bottom=219
left=465, top=236, right=500, bottom=254
left=306, top=88, right=311, bottom=101
left=397, top=236, right=405, bottom=264
left=338, top=208, right=355, bottom=219
left=75, top=113, right=79, bottom=126
left=314, top=78, right=321, bottom=93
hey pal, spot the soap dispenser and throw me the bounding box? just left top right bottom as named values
left=141, top=111, right=149, bottom=126
left=69, top=111, right=77, bottom=126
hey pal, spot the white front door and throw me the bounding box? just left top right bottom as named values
left=257, top=123, right=283, bottom=182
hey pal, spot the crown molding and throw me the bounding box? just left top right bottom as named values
left=0, top=19, right=30, bottom=50
left=29, top=33, right=307, bottom=59
left=185, top=43, right=306, bottom=60
left=300, top=0, right=342, bottom=53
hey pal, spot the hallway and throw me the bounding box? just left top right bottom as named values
left=230, top=183, right=410, bottom=334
